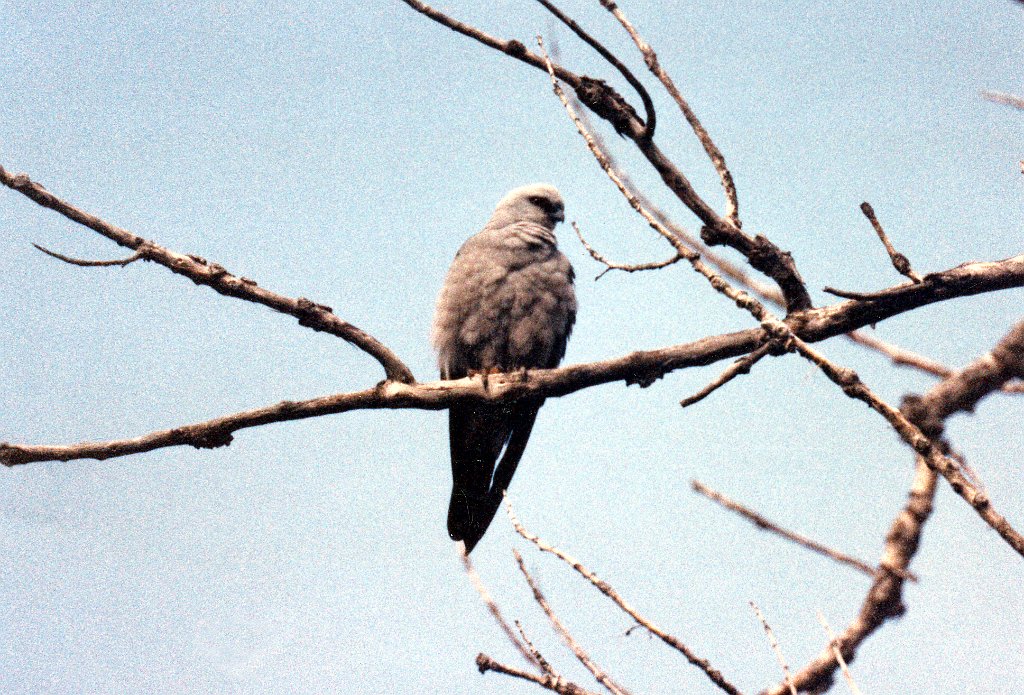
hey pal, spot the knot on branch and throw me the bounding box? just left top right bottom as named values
left=506, top=39, right=527, bottom=57
left=475, top=653, right=493, bottom=674
left=575, top=76, right=640, bottom=137
left=699, top=224, right=727, bottom=246
left=189, top=429, right=234, bottom=449
left=626, top=366, right=664, bottom=388
left=900, top=394, right=945, bottom=439
left=295, top=297, right=334, bottom=327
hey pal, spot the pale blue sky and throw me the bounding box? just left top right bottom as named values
left=2, top=1, right=1022, bottom=693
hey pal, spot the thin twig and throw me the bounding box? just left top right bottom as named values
left=815, top=611, right=864, bottom=695
left=461, top=548, right=541, bottom=670
left=690, top=480, right=917, bottom=582
left=476, top=653, right=599, bottom=695
left=32, top=243, right=143, bottom=267
left=599, top=0, right=740, bottom=227
left=507, top=500, right=743, bottom=695
left=981, top=89, right=1024, bottom=111
left=515, top=621, right=557, bottom=676
left=534, top=0, right=655, bottom=139
left=680, top=343, right=774, bottom=407
left=750, top=602, right=797, bottom=695
left=0, top=164, right=414, bottom=383
left=860, top=202, right=923, bottom=283
left=514, top=550, right=632, bottom=695
left=572, top=221, right=683, bottom=279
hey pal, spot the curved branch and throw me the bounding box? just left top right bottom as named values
left=0, top=164, right=415, bottom=384
left=534, top=0, right=655, bottom=139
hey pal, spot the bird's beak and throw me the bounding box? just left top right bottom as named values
left=551, top=209, right=565, bottom=224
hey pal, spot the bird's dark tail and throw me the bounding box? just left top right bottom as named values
left=447, top=402, right=541, bottom=553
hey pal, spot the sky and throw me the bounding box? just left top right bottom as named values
left=1, top=1, right=1023, bottom=693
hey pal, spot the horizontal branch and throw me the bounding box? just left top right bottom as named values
left=4, top=255, right=1024, bottom=466
left=0, top=164, right=414, bottom=384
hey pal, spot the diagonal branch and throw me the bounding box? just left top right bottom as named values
left=508, top=502, right=743, bottom=695
left=691, top=480, right=916, bottom=582
left=599, top=0, right=740, bottom=227
left=775, top=316, right=1024, bottom=689
left=476, top=653, right=599, bottom=695
left=860, top=202, right=923, bottom=283
left=789, top=335, right=1024, bottom=558
left=680, top=343, right=774, bottom=408
left=402, top=0, right=811, bottom=312
left=514, top=550, right=632, bottom=695
left=462, top=550, right=542, bottom=670
left=535, top=0, right=655, bottom=139
left=0, top=164, right=414, bottom=384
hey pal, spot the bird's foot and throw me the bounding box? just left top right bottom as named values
left=468, top=367, right=503, bottom=392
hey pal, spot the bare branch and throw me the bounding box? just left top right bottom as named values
left=568, top=109, right=965, bottom=392
left=476, top=653, right=599, bottom=695
left=766, top=458, right=937, bottom=695
left=537, top=38, right=779, bottom=328
left=815, top=612, right=864, bottom=695
left=680, top=343, right=774, bottom=407
left=508, top=501, right=743, bottom=695
left=0, top=164, right=414, bottom=384
left=534, top=0, right=655, bottom=139
left=776, top=319, right=1024, bottom=693
left=32, top=243, right=143, bottom=267
left=789, top=335, right=1024, bottom=558
left=981, top=89, right=1024, bottom=110
left=860, top=202, right=923, bottom=283
left=461, top=548, right=541, bottom=670
left=599, top=0, right=740, bottom=227
left=514, top=550, right=632, bottom=695
left=398, top=0, right=584, bottom=91
left=750, top=602, right=797, bottom=695
left=572, top=221, right=684, bottom=279
left=691, top=480, right=917, bottom=582
left=4, top=259, right=1024, bottom=467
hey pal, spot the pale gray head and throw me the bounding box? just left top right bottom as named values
left=490, top=183, right=565, bottom=230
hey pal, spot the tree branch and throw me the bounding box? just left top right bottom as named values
left=476, top=653, right=599, bottom=695
left=513, top=550, right=632, bottom=695
left=402, top=0, right=812, bottom=312
left=508, top=502, right=742, bottom=695
left=769, top=319, right=1024, bottom=694
left=691, top=480, right=916, bottom=582
left=4, top=257, right=1024, bottom=467
left=0, top=164, right=415, bottom=384
left=859, top=202, right=923, bottom=283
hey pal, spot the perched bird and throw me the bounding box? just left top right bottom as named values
left=432, top=183, right=576, bottom=553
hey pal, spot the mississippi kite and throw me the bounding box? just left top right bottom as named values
left=432, top=183, right=576, bottom=553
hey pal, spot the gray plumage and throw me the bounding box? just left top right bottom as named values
left=432, top=183, right=576, bottom=553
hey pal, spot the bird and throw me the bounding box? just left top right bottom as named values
left=432, top=183, right=576, bottom=553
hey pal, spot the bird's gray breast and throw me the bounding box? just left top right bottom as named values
left=433, top=223, right=576, bottom=379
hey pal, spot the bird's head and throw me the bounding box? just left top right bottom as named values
left=492, top=183, right=565, bottom=230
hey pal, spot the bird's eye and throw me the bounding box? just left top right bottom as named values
left=528, top=195, right=548, bottom=209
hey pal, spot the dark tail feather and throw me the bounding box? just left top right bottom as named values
left=447, top=404, right=511, bottom=547
left=448, top=401, right=542, bottom=553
